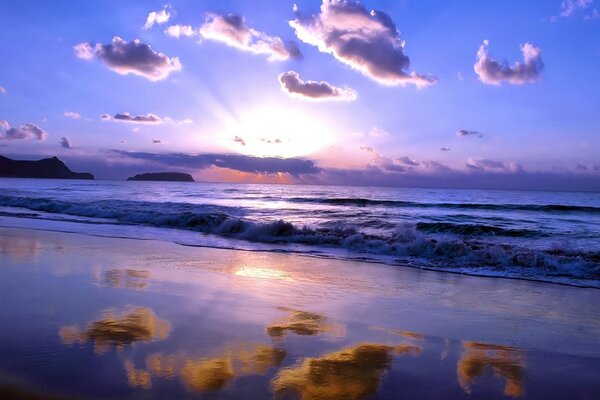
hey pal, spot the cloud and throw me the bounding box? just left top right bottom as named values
left=152, top=139, right=162, bottom=144
left=397, top=156, right=419, bottom=166
left=59, top=136, right=72, bottom=149
left=278, top=71, right=357, bottom=101
left=290, top=0, right=437, bottom=87
left=144, top=5, right=173, bottom=29
left=466, top=158, right=524, bottom=173
left=113, top=151, right=321, bottom=176
left=64, top=111, right=81, bottom=120
left=560, top=0, right=593, bottom=17
left=0, top=122, right=47, bottom=141
left=100, top=114, right=112, bottom=121
left=585, top=8, right=600, bottom=19
left=74, top=36, right=182, bottom=81
left=112, top=113, right=164, bottom=124
left=456, top=129, right=483, bottom=138
left=0, top=86, right=6, bottom=94
left=165, top=24, right=196, bottom=38
left=440, top=147, right=451, bottom=151
left=474, top=40, right=544, bottom=85
left=198, top=13, right=301, bottom=61
left=232, top=136, right=246, bottom=146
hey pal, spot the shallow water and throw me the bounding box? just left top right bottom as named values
left=1, top=228, right=599, bottom=399
left=0, top=179, right=599, bottom=286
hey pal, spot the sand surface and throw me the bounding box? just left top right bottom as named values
left=1, top=227, right=599, bottom=399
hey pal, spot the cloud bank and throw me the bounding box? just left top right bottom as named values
left=278, top=71, right=357, bottom=100
left=289, top=0, right=436, bottom=87
left=74, top=36, right=181, bottom=81
left=0, top=121, right=47, bottom=141
left=113, top=151, right=320, bottom=176
left=474, top=40, right=544, bottom=85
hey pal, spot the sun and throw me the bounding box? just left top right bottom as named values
left=222, top=105, right=334, bottom=158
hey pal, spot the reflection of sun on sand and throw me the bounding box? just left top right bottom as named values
left=267, top=307, right=345, bottom=340
left=123, top=343, right=286, bottom=393
left=272, top=343, right=421, bottom=400
left=235, top=266, right=289, bottom=280
left=457, top=341, right=525, bottom=397
left=59, top=307, right=170, bottom=353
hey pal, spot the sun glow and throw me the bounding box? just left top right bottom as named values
left=222, top=106, right=334, bottom=158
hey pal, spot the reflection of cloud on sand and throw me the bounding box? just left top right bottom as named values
left=59, top=307, right=170, bottom=352
left=0, top=232, right=40, bottom=260
left=457, top=341, right=525, bottom=397
left=273, top=343, right=421, bottom=400
left=370, top=326, right=425, bottom=340
left=102, top=269, right=150, bottom=290
left=125, top=343, right=286, bottom=393
left=267, top=308, right=345, bottom=340
left=125, top=360, right=152, bottom=389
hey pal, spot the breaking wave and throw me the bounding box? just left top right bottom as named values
left=0, top=194, right=598, bottom=283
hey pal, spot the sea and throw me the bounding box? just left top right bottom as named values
left=0, top=178, right=599, bottom=287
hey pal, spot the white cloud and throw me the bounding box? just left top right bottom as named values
left=474, top=40, right=544, bottom=85
left=164, top=24, right=196, bottom=38
left=144, top=5, right=173, bottom=29
left=64, top=111, right=81, bottom=120
left=0, top=122, right=47, bottom=141
left=289, top=0, right=436, bottom=87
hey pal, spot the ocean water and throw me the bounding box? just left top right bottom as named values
left=0, top=178, right=599, bottom=286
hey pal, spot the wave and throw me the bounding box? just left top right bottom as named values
left=287, top=197, right=600, bottom=213
left=415, top=222, right=543, bottom=237
left=0, top=194, right=598, bottom=282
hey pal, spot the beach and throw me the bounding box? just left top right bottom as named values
left=1, top=227, right=599, bottom=399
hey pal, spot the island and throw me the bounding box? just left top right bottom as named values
left=0, top=155, right=94, bottom=179
left=127, top=172, right=195, bottom=182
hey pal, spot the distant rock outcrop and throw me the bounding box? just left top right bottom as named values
left=127, top=172, right=194, bottom=182
left=0, top=155, right=94, bottom=179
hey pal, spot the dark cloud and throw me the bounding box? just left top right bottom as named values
left=456, top=129, right=483, bottom=138
left=279, top=71, right=357, bottom=101
left=74, top=36, right=181, bottom=81
left=232, top=136, right=246, bottom=146
left=113, top=113, right=164, bottom=124
left=100, top=114, right=112, bottom=121
left=0, top=122, right=47, bottom=141
left=441, top=147, right=451, bottom=151
left=59, top=136, right=72, bottom=149
left=474, top=40, right=543, bottom=85
left=576, top=163, right=589, bottom=171
left=152, top=139, right=162, bottom=144
left=397, top=156, right=419, bottom=166
left=197, top=13, right=301, bottom=61
left=112, top=151, right=321, bottom=176
left=290, top=0, right=437, bottom=87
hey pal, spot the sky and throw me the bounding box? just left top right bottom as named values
left=0, top=0, right=599, bottom=190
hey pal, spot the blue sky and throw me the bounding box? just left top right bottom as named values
left=0, top=0, right=599, bottom=189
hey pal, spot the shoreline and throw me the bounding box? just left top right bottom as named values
left=1, top=216, right=598, bottom=290
left=1, top=227, right=600, bottom=399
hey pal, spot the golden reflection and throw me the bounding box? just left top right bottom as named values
left=0, top=233, right=40, bottom=260
left=457, top=341, right=525, bottom=397
left=267, top=307, right=345, bottom=340
left=102, top=268, right=150, bottom=290
left=59, top=307, right=170, bottom=352
left=370, top=326, right=425, bottom=340
left=125, top=343, right=286, bottom=393
left=124, top=360, right=152, bottom=389
left=234, top=266, right=289, bottom=280
left=272, top=343, right=421, bottom=400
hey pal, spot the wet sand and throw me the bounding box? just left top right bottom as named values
left=0, top=227, right=599, bottom=399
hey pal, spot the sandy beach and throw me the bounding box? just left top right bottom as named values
left=1, top=227, right=599, bottom=399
